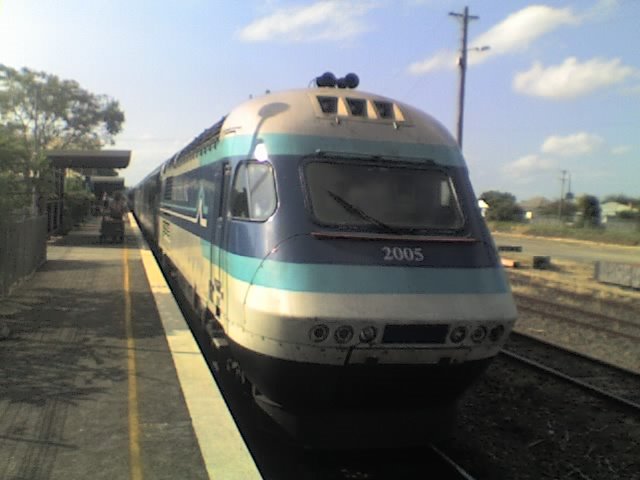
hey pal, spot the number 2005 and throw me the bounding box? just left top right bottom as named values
left=382, top=246, right=424, bottom=262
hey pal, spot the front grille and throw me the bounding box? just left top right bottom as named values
left=382, top=324, right=449, bottom=344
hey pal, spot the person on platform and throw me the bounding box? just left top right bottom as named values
left=108, top=191, right=128, bottom=220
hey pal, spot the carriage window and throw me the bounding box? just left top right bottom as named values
left=304, top=161, right=464, bottom=231
left=163, top=177, right=173, bottom=201
left=230, top=162, right=277, bottom=221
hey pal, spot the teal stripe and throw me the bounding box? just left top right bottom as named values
left=201, top=241, right=507, bottom=295
left=162, top=201, right=197, bottom=213
left=199, top=133, right=465, bottom=168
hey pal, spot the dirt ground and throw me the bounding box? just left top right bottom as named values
left=502, top=249, right=640, bottom=373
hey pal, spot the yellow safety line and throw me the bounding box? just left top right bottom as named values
left=124, top=245, right=143, bottom=480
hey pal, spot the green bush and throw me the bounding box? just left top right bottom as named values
left=61, top=190, right=95, bottom=233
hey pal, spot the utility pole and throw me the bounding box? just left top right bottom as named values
left=558, top=170, right=568, bottom=219
left=449, top=6, right=478, bottom=149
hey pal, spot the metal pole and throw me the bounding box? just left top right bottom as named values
left=558, top=170, right=567, bottom=219
left=450, top=7, right=478, bottom=148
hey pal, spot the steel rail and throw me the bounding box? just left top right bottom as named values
left=507, top=273, right=640, bottom=311
left=500, top=347, right=640, bottom=413
left=429, top=445, right=478, bottom=480
left=510, top=331, right=640, bottom=378
left=515, top=303, right=640, bottom=342
left=514, top=292, right=640, bottom=332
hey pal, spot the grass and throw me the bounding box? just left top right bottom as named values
left=488, top=221, right=640, bottom=246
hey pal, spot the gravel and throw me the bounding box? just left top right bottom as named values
left=443, top=357, right=640, bottom=479
left=442, top=251, right=640, bottom=479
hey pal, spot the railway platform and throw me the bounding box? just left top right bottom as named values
left=0, top=215, right=261, bottom=480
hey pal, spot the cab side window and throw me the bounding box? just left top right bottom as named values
left=229, top=162, right=277, bottom=221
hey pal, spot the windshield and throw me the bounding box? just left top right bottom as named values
left=304, top=160, right=464, bottom=231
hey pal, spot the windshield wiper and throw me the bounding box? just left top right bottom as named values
left=326, top=190, right=399, bottom=233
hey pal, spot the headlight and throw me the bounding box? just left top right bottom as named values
left=334, top=325, right=354, bottom=344
left=471, top=326, right=487, bottom=343
left=359, top=326, right=378, bottom=343
left=449, top=326, right=467, bottom=344
left=489, top=325, right=505, bottom=342
left=309, top=324, right=329, bottom=342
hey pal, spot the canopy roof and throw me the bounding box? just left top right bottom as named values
left=89, top=176, right=125, bottom=185
left=47, top=150, right=131, bottom=169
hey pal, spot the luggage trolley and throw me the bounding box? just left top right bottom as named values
left=100, top=215, right=125, bottom=243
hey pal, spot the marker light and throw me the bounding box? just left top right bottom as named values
left=471, top=326, right=487, bottom=343
left=359, top=326, right=378, bottom=343
left=334, top=325, right=354, bottom=344
left=309, top=325, right=329, bottom=343
left=449, top=326, right=467, bottom=344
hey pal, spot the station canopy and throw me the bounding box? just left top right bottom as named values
left=89, top=176, right=125, bottom=186
left=89, top=176, right=125, bottom=195
left=47, top=150, right=131, bottom=169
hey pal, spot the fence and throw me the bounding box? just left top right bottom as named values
left=0, top=215, right=47, bottom=297
left=602, top=216, right=640, bottom=233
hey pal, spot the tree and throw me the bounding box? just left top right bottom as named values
left=0, top=65, right=125, bottom=155
left=0, top=64, right=125, bottom=210
left=480, top=191, right=524, bottom=222
left=576, top=195, right=601, bottom=227
left=537, top=199, right=577, bottom=219
left=0, top=125, right=30, bottom=215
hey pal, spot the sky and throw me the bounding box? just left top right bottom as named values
left=1, top=0, right=638, bottom=202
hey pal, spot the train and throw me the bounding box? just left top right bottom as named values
left=131, top=73, right=517, bottom=446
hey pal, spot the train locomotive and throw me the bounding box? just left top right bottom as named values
left=132, top=73, right=517, bottom=446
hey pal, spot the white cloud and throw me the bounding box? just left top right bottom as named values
left=611, top=145, right=632, bottom=155
left=407, top=5, right=579, bottom=75
left=513, top=57, right=636, bottom=99
left=503, top=154, right=555, bottom=179
left=583, top=0, right=619, bottom=21
left=238, top=1, right=379, bottom=43
left=622, top=84, right=640, bottom=95
left=407, top=50, right=456, bottom=75
left=468, top=5, right=579, bottom=66
left=541, top=132, right=604, bottom=156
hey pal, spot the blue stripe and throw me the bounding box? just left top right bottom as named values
left=202, top=240, right=508, bottom=295
left=199, top=133, right=465, bottom=168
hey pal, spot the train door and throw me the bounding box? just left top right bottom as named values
left=209, top=161, right=231, bottom=327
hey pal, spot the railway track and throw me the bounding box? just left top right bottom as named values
left=508, top=273, right=640, bottom=316
left=502, top=332, right=640, bottom=412
left=515, top=292, right=640, bottom=331
left=429, top=445, right=478, bottom=480
left=514, top=293, right=640, bottom=342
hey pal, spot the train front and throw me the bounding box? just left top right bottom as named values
left=223, top=84, right=517, bottom=445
